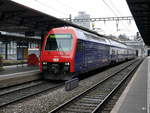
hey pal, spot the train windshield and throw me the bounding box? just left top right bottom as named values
left=45, top=34, right=73, bottom=51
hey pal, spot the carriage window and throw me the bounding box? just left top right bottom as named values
left=112, top=49, right=115, bottom=55
left=45, top=34, right=73, bottom=51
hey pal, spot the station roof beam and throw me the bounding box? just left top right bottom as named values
left=126, top=0, right=150, bottom=45
left=0, top=0, right=100, bottom=37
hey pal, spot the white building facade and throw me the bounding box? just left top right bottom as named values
left=73, top=12, right=91, bottom=29
left=120, top=40, right=146, bottom=57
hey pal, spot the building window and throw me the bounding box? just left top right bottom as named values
left=7, top=40, right=17, bottom=59
left=0, top=41, right=6, bottom=59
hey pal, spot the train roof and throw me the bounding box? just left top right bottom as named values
left=108, top=39, right=127, bottom=48
left=74, top=27, right=130, bottom=48
left=75, top=28, right=110, bottom=45
left=51, top=26, right=134, bottom=49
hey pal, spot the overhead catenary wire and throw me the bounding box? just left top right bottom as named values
left=34, top=0, right=69, bottom=17
left=102, top=0, right=118, bottom=17
left=54, top=0, right=79, bottom=13
left=102, top=0, right=131, bottom=32
left=109, top=0, right=132, bottom=27
left=34, top=0, right=132, bottom=33
left=109, top=0, right=124, bottom=16
left=109, top=0, right=133, bottom=26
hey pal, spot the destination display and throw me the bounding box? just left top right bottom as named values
left=49, top=34, right=72, bottom=38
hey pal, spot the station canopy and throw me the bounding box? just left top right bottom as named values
left=126, top=0, right=150, bottom=45
left=0, top=0, right=97, bottom=37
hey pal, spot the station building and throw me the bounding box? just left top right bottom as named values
left=73, top=12, right=91, bottom=29
left=120, top=40, right=146, bottom=57
left=0, top=32, right=40, bottom=60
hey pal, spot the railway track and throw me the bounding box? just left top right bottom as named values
left=0, top=80, right=64, bottom=107
left=49, top=59, right=142, bottom=113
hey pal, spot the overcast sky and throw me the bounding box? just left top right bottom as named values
left=12, top=0, right=138, bottom=38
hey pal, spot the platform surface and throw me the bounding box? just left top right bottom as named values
left=111, top=57, right=149, bottom=113
left=0, top=65, right=39, bottom=75
left=0, top=65, right=40, bottom=88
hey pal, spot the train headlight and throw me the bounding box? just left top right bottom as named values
left=43, top=62, right=47, bottom=65
left=65, top=62, right=69, bottom=65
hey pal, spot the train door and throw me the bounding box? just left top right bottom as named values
left=74, top=40, right=87, bottom=72
left=79, top=40, right=87, bottom=70
left=116, top=49, right=119, bottom=62
left=82, top=41, right=87, bottom=70
left=110, top=47, right=116, bottom=63
left=136, top=50, right=139, bottom=56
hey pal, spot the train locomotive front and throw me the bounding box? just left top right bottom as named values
left=40, top=27, right=77, bottom=80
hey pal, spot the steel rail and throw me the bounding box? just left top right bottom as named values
left=0, top=81, right=64, bottom=107
left=49, top=59, right=142, bottom=113
left=0, top=80, right=46, bottom=96
left=92, top=59, right=143, bottom=113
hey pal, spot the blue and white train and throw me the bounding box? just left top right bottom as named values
left=40, top=27, right=136, bottom=80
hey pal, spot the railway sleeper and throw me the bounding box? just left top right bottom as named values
left=59, top=111, right=75, bottom=113
left=86, top=94, right=106, bottom=97
left=74, top=102, right=98, bottom=107
left=68, top=105, right=95, bottom=110
left=84, top=96, right=104, bottom=100
left=64, top=108, right=93, bottom=113
left=82, top=97, right=103, bottom=101
left=78, top=100, right=101, bottom=104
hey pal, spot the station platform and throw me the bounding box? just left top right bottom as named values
left=0, top=65, right=41, bottom=88
left=1, top=64, right=39, bottom=75
left=111, top=57, right=149, bottom=113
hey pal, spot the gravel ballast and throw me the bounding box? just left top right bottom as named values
left=0, top=61, right=133, bottom=113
